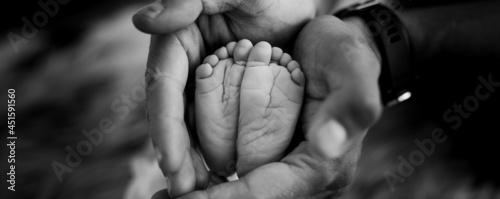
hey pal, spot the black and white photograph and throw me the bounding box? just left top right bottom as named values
left=1, top=0, right=500, bottom=198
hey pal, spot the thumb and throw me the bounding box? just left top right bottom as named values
left=133, top=0, right=203, bottom=34
left=306, top=71, right=382, bottom=160
left=307, top=119, right=349, bottom=159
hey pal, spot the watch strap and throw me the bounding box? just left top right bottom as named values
left=336, top=0, right=415, bottom=105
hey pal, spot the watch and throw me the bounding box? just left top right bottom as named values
left=335, top=0, right=417, bottom=106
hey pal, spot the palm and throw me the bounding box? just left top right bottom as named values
left=164, top=16, right=369, bottom=199
left=141, top=0, right=381, bottom=198
left=196, top=0, right=315, bottom=53
left=198, top=15, right=384, bottom=199
left=172, top=136, right=361, bottom=199
left=157, top=0, right=317, bottom=192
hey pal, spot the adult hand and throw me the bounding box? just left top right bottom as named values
left=135, top=0, right=316, bottom=197
left=150, top=15, right=383, bottom=199
left=133, top=0, right=315, bottom=50
left=296, top=16, right=383, bottom=160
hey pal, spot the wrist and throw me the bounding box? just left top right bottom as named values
left=335, top=1, right=417, bottom=105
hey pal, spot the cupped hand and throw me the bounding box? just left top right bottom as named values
left=149, top=15, right=383, bottom=199
left=133, top=0, right=315, bottom=51
left=136, top=0, right=316, bottom=197
left=296, top=16, right=383, bottom=160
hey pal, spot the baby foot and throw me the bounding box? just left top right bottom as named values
left=237, top=41, right=305, bottom=176
left=195, top=40, right=305, bottom=177
left=195, top=40, right=250, bottom=176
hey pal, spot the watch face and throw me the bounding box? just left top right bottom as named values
left=386, top=91, right=412, bottom=107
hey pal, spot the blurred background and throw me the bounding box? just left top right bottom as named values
left=1, top=0, right=499, bottom=198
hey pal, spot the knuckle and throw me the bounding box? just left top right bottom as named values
left=350, top=93, right=383, bottom=128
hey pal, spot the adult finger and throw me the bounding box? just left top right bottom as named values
left=174, top=143, right=354, bottom=199
left=307, top=55, right=381, bottom=159
left=146, top=33, right=194, bottom=196
left=133, top=0, right=203, bottom=34
left=146, top=26, right=204, bottom=196
left=133, top=0, right=241, bottom=34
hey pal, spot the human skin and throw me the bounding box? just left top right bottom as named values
left=137, top=9, right=383, bottom=199
left=133, top=0, right=315, bottom=52
left=194, top=39, right=305, bottom=177
left=153, top=16, right=382, bottom=199
left=135, top=0, right=500, bottom=198
left=135, top=0, right=317, bottom=197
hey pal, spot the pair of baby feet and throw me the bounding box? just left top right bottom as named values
left=195, top=39, right=305, bottom=177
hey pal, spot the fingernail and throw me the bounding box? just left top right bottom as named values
left=309, top=120, right=347, bottom=159
left=136, top=2, right=164, bottom=18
